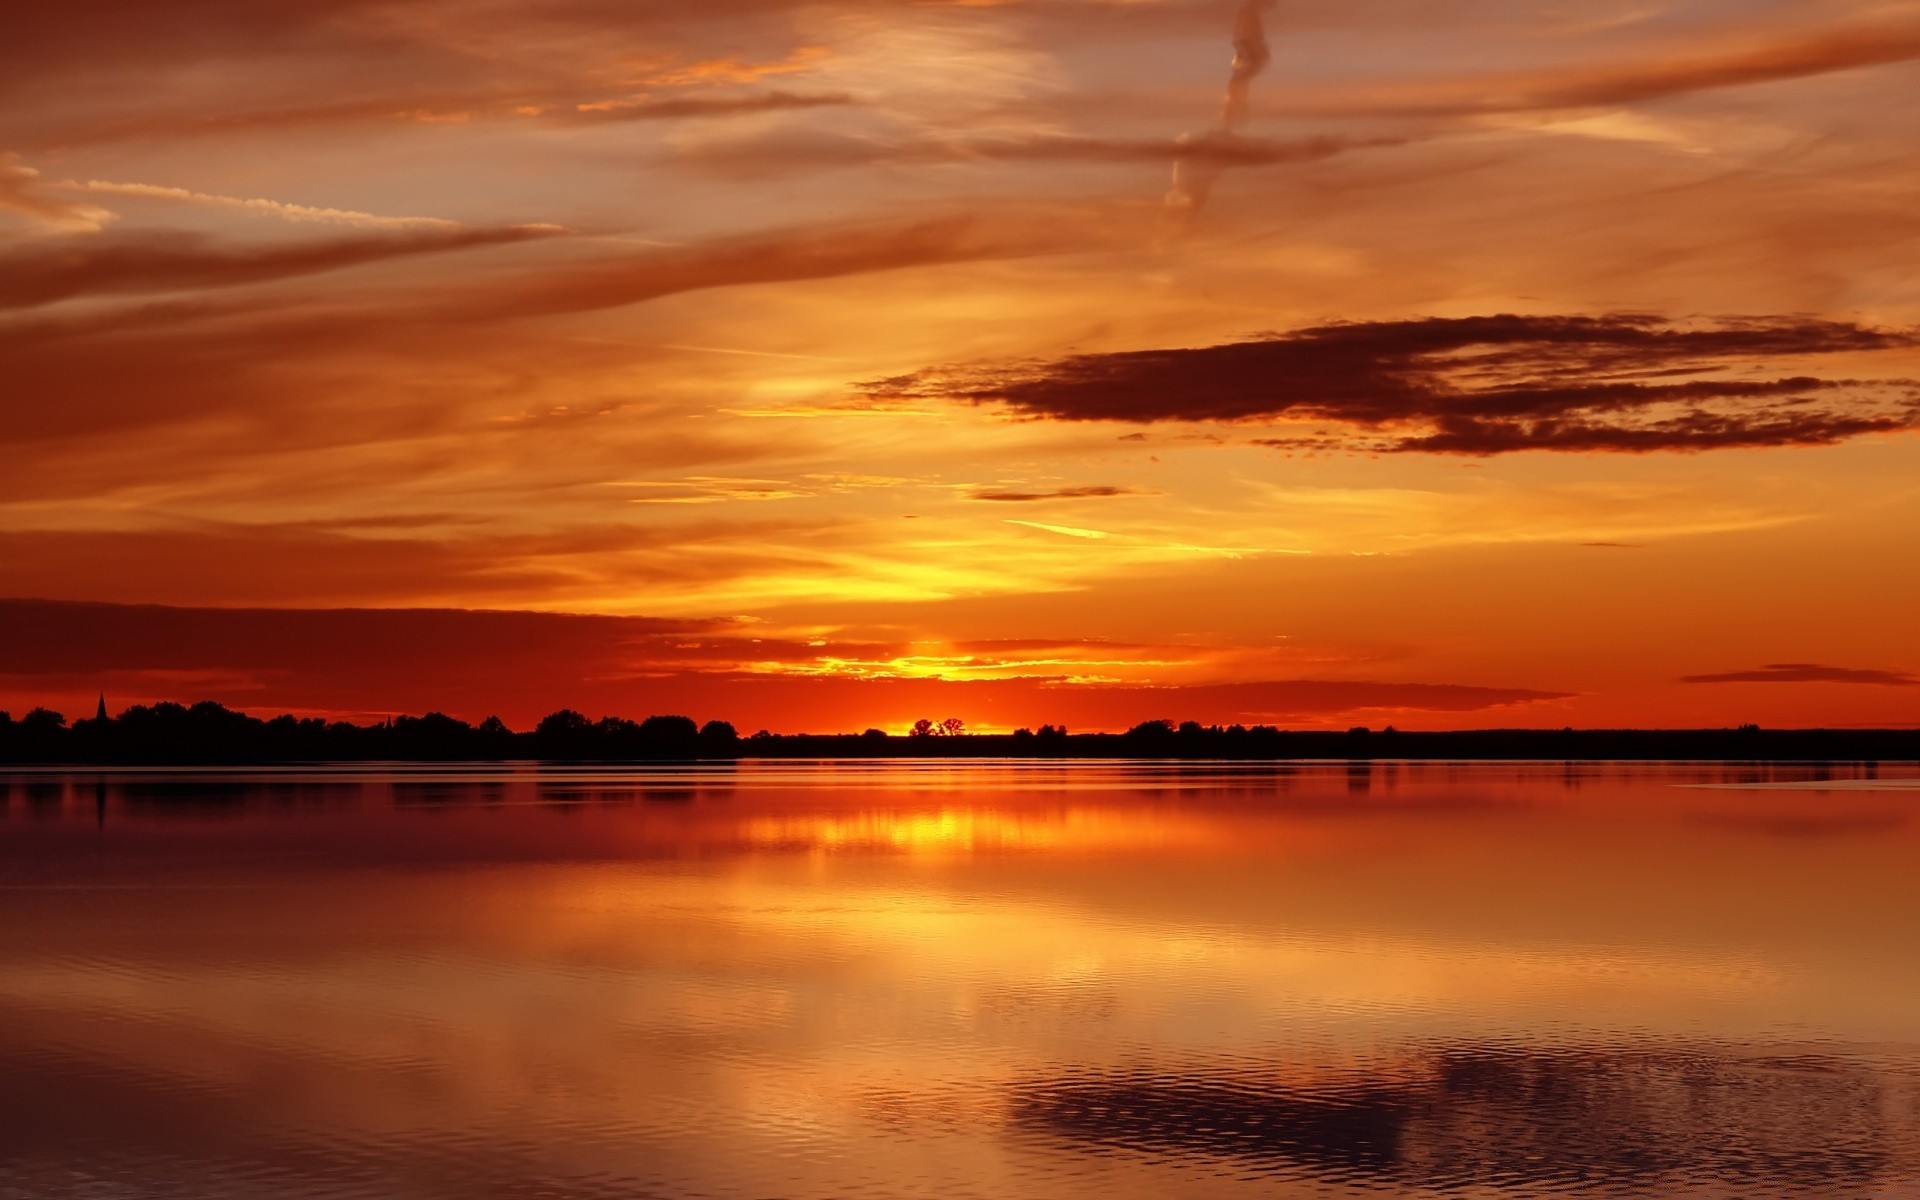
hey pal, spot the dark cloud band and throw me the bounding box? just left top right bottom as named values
left=864, top=313, right=1920, bottom=455
left=1682, top=663, right=1918, bottom=686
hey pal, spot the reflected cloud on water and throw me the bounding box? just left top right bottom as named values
left=1010, top=1041, right=1919, bottom=1191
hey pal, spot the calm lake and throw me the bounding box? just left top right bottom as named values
left=2, top=761, right=1917, bottom=1199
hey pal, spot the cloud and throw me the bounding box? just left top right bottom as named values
left=1275, top=16, right=1920, bottom=119
left=678, top=130, right=1399, bottom=177
left=1004, top=519, right=1110, bottom=539
left=0, top=0, right=819, bottom=94
left=563, top=90, right=857, bottom=123
left=0, top=202, right=1144, bottom=548
left=28, top=89, right=858, bottom=149
left=0, top=155, right=113, bottom=232
left=1681, top=663, right=1919, bottom=686
left=456, top=206, right=1119, bottom=320
left=865, top=314, right=1920, bottom=454
left=0, top=227, right=561, bottom=310
left=1168, top=0, right=1276, bottom=216
left=0, top=596, right=728, bottom=723
left=0, top=2, right=867, bottom=161
left=0, top=515, right=829, bottom=612
left=59, top=179, right=474, bottom=230
left=0, top=599, right=1568, bottom=730
left=0, top=597, right=717, bottom=679
left=3, top=4, right=864, bottom=150
left=987, top=132, right=1395, bottom=167
left=0, top=206, right=1115, bottom=452
left=967, top=485, right=1135, bottom=502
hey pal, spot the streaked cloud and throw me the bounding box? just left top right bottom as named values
left=1682, top=664, right=1919, bottom=687
left=60, top=179, right=475, bottom=230
left=678, top=130, right=1402, bottom=178
left=0, top=227, right=561, bottom=310
left=0, top=155, right=113, bottom=233
left=869, top=315, right=1920, bottom=454
left=1004, top=519, right=1111, bottom=540
left=1270, top=15, right=1920, bottom=119
left=968, top=485, right=1135, bottom=502
left=0, top=598, right=1570, bottom=730
left=562, top=90, right=858, bottom=124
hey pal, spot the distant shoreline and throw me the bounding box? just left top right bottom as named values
left=7, top=757, right=1920, bottom=770
left=4, top=701, right=1919, bottom=765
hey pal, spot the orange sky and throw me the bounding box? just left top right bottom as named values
left=4, top=0, right=1920, bottom=731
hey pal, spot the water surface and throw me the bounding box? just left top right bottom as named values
left=2, top=761, right=1917, bottom=1198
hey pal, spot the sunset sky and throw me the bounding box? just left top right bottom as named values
left=5, top=0, right=1920, bottom=731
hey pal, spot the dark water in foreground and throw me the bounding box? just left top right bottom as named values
left=1, top=761, right=1917, bottom=1199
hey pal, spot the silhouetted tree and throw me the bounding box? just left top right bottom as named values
left=633, top=714, right=698, bottom=758
left=698, top=720, right=739, bottom=756
left=389, top=711, right=474, bottom=760
left=475, top=715, right=513, bottom=758
left=22, top=708, right=66, bottom=734
left=910, top=719, right=935, bottom=738
left=639, top=714, right=698, bottom=739
left=535, top=709, right=594, bottom=758
left=5, top=693, right=1918, bottom=766
left=538, top=710, right=590, bottom=735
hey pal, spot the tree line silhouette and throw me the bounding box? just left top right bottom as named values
left=1, top=701, right=1917, bottom=764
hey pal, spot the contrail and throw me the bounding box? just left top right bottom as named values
left=62, top=179, right=465, bottom=230
left=1221, top=0, right=1274, bottom=128
left=1168, top=0, right=1276, bottom=218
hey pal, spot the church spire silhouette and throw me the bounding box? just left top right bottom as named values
left=95, top=694, right=108, bottom=723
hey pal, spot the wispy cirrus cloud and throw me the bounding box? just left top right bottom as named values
left=58, top=179, right=476, bottom=230
left=968, top=485, right=1136, bottom=502
left=0, top=205, right=1116, bottom=470
left=6, top=156, right=561, bottom=246
left=562, top=90, right=858, bottom=123
left=2, top=4, right=862, bottom=151
left=678, top=129, right=1400, bottom=178
left=1272, top=15, right=1920, bottom=119
left=1682, top=663, right=1919, bottom=687
left=452, top=206, right=1120, bottom=320
left=0, top=155, right=113, bottom=232
left=0, top=227, right=561, bottom=310
left=26, top=88, right=860, bottom=150
left=865, top=314, right=1920, bottom=455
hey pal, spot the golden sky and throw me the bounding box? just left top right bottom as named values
left=4, top=0, right=1920, bottom=730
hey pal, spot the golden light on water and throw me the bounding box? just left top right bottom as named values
left=738, top=806, right=1220, bottom=855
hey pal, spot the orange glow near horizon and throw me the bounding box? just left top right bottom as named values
left=3, top=1, right=1919, bottom=730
